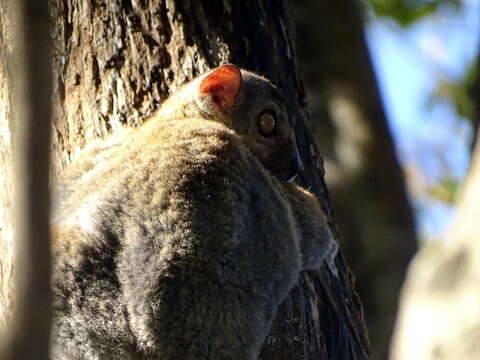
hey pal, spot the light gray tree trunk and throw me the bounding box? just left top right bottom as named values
left=0, top=1, right=16, bottom=330
left=391, top=72, right=480, bottom=359
left=0, top=0, right=52, bottom=359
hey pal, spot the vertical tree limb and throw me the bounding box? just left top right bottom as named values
left=391, top=126, right=480, bottom=360
left=0, top=0, right=53, bottom=359
left=0, top=1, right=16, bottom=328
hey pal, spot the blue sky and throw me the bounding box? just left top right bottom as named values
left=366, top=1, right=480, bottom=240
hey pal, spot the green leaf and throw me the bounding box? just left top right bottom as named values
left=368, top=0, right=461, bottom=26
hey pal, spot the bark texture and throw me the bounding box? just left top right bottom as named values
left=1, top=0, right=370, bottom=358
left=295, top=1, right=418, bottom=358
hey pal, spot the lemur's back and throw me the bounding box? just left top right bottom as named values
left=51, top=65, right=336, bottom=360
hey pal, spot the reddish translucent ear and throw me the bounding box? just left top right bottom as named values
left=199, top=65, right=242, bottom=111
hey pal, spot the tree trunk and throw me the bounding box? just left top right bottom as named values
left=0, top=1, right=16, bottom=329
left=0, top=1, right=369, bottom=358
left=0, top=0, right=53, bottom=359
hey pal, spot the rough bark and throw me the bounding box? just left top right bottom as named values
left=295, top=1, right=418, bottom=358
left=0, top=0, right=369, bottom=358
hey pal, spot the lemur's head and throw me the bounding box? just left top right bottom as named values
left=193, top=64, right=303, bottom=182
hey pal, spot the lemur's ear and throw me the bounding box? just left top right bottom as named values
left=199, top=65, right=242, bottom=112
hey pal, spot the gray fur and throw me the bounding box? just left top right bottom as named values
left=51, top=66, right=337, bottom=360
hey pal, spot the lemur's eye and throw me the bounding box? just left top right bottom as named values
left=257, top=111, right=276, bottom=136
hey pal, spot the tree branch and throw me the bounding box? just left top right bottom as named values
left=0, top=0, right=53, bottom=358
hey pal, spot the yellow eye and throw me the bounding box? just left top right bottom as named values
left=257, top=111, right=276, bottom=136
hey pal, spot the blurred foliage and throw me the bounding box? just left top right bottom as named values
left=368, top=0, right=461, bottom=26
left=367, top=0, right=477, bottom=210
left=430, top=59, right=478, bottom=126
left=426, top=176, right=459, bottom=203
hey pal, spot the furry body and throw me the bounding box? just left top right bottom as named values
left=51, top=66, right=336, bottom=359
